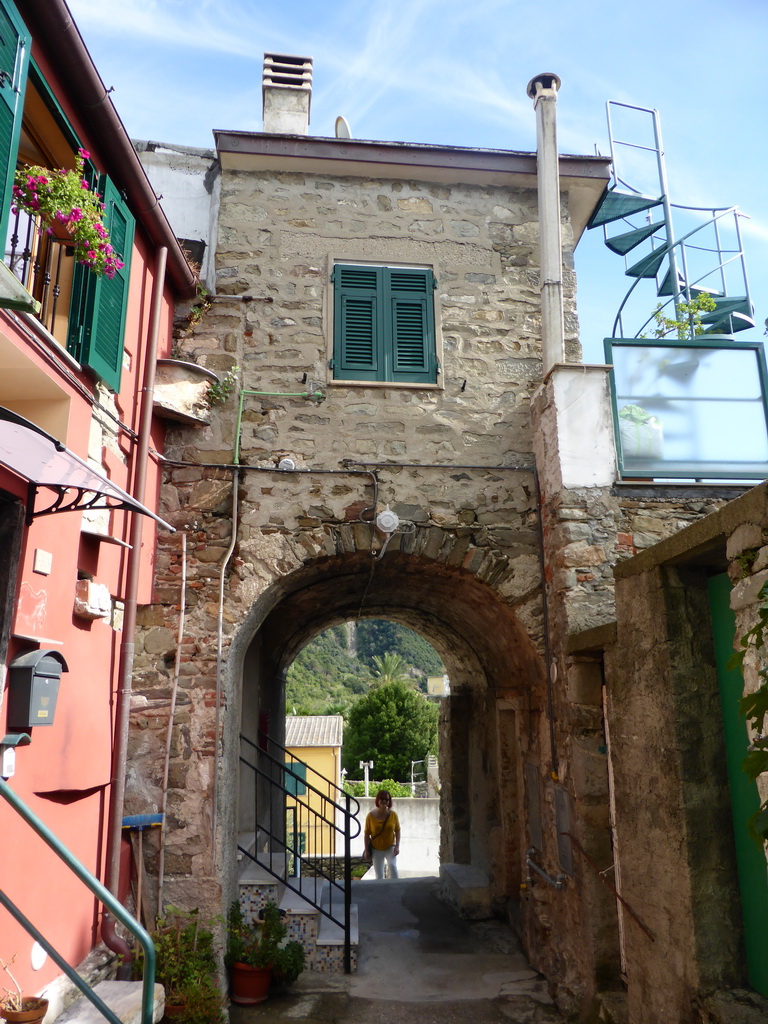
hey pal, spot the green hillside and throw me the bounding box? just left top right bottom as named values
left=285, top=619, right=444, bottom=717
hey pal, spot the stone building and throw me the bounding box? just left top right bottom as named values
left=129, top=60, right=765, bottom=1022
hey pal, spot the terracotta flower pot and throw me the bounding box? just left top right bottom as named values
left=229, top=962, right=272, bottom=1005
left=161, top=998, right=187, bottom=1022
left=1, top=997, right=49, bottom=1024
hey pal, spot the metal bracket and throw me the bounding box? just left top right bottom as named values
left=526, top=848, right=566, bottom=890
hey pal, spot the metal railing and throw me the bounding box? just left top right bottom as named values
left=5, top=208, right=75, bottom=339
left=238, top=733, right=360, bottom=973
left=611, top=204, right=751, bottom=340
left=0, top=779, right=156, bottom=1024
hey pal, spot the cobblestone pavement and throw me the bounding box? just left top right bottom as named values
left=231, top=876, right=562, bottom=1024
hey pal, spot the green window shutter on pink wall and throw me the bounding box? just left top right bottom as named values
left=0, top=0, right=30, bottom=243
left=67, top=176, right=134, bottom=392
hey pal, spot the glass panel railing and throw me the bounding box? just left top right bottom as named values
left=606, top=337, right=768, bottom=480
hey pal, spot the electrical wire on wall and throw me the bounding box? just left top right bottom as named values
left=341, top=457, right=560, bottom=778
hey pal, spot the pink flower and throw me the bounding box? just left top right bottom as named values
left=81, top=179, right=90, bottom=189
left=69, top=207, right=83, bottom=222
left=78, top=148, right=91, bottom=160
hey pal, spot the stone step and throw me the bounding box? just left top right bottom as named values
left=439, top=862, right=492, bottom=919
left=55, top=981, right=164, bottom=1024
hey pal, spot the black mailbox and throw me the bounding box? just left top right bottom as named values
left=7, top=650, right=68, bottom=728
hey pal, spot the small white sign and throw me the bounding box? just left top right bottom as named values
left=33, top=549, right=53, bottom=575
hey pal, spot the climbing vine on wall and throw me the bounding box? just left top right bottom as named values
left=729, top=579, right=768, bottom=844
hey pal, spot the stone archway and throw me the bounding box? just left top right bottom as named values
left=222, top=546, right=546, bottom=917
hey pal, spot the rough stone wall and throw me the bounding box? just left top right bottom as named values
left=129, top=166, right=571, bottom=920
left=603, top=484, right=768, bottom=1024
left=128, top=153, right=758, bottom=1018
left=191, top=167, right=581, bottom=465
left=527, top=376, right=743, bottom=1014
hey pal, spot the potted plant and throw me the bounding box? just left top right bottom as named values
left=271, top=936, right=305, bottom=991
left=226, top=899, right=304, bottom=1004
left=134, top=908, right=224, bottom=1024
left=0, top=955, right=48, bottom=1024
left=11, top=149, right=124, bottom=279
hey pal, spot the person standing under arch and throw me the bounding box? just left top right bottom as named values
left=364, top=789, right=400, bottom=879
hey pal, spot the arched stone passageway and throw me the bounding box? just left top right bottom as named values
left=224, top=548, right=547, bottom=916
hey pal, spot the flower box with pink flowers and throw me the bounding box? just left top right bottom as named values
left=12, top=149, right=124, bottom=278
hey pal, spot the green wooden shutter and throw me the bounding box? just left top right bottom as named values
left=333, top=264, right=437, bottom=383
left=387, top=268, right=436, bottom=383
left=0, top=0, right=29, bottom=242
left=74, top=176, right=134, bottom=392
left=333, top=265, right=380, bottom=380
left=284, top=762, right=307, bottom=796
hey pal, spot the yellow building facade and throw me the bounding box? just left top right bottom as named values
left=285, top=715, right=344, bottom=859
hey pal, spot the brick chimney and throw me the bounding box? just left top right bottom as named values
left=262, top=53, right=313, bottom=135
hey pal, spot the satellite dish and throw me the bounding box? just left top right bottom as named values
left=335, top=116, right=352, bottom=139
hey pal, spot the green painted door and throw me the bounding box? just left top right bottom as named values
left=707, top=572, right=768, bottom=997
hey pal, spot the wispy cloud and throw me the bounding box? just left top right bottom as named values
left=69, top=0, right=290, bottom=60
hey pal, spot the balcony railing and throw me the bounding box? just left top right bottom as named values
left=5, top=208, right=76, bottom=343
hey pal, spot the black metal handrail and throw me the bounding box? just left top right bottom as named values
left=257, top=729, right=355, bottom=809
left=238, top=733, right=360, bottom=973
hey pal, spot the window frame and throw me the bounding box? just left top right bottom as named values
left=0, top=21, right=135, bottom=393
left=329, top=260, right=441, bottom=388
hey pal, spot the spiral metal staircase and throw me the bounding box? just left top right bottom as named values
left=588, top=101, right=754, bottom=340
left=587, top=102, right=768, bottom=482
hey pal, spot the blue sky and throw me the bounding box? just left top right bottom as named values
left=68, top=0, right=768, bottom=363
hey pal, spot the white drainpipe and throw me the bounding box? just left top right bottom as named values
left=527, top=73, right=565, bottom=375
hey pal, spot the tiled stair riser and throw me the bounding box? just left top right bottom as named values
left=238, top=884, right=358, bottom=972
left=285, top=910, right=318, bottom=967
left=312, top=945, right=357, bottom=972
left=239, top=881, right=280, bottom=923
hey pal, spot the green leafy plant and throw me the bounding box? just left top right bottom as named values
left=226, top=899, right=281, bottom=969
left=177, top=980, right=225, bottom=1024
left=343, top=778, right=413, bottom=798
left=729, top=579, right=768, bottom=844
left=644, top=292, right=718, bottom=340
left=206, top=365, right=239, bottom=407
left=342, top=679, right=438, bottom=781
left=175, top=285, right=213, bottom=341
left=226, top=900, right=304, bottom=986
left=12, top=150, right=124, bottom=278
left=134, top=907, right=223, bottom=1019
left=371, top=652, right=410, bottom=687
left=271, top=939, right=305, bottom=989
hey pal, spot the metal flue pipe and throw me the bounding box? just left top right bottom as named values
left=527, top=73, right=565, bottom=375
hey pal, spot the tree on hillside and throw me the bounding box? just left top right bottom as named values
left=357, top=620, right=444, bottom=679
left=286, top=627, right=372, bottom=715
left=342, top=680, right=438, bottom=781
left=371, top=652, right=409, bottom=687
